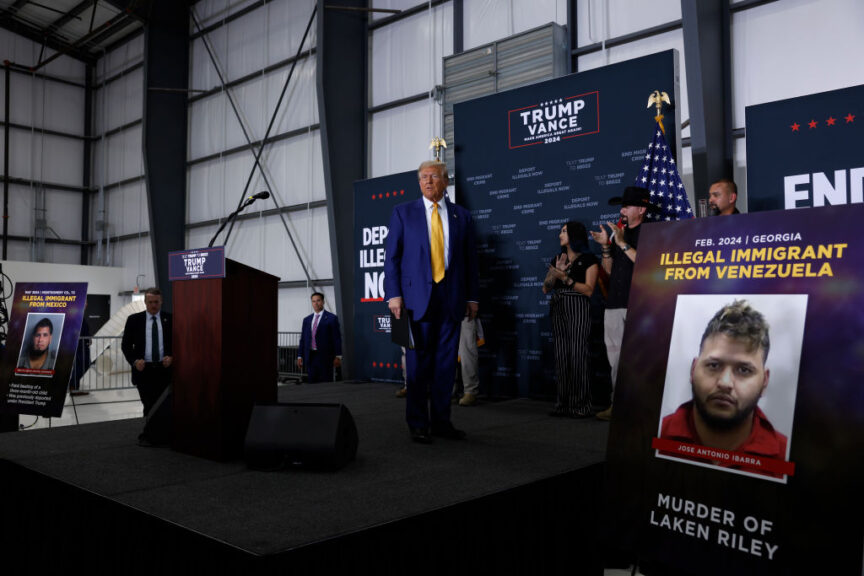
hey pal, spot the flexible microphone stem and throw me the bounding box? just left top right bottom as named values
left=207, top=193, right=266, bottom=248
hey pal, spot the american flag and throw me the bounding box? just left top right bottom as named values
left=635, top=122, right=693, bottom=221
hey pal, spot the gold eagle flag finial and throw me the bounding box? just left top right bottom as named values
left=647, top=90, right=672, bottom=133
left=429, top=137, right=447, bottom=162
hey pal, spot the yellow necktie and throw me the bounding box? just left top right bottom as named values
left=431, top=202, right=445, bottom=283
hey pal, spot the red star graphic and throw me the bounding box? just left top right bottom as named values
left=846, top=113, right=856, bottom=123
left=808, top=119, right=818, bottom=129
left=385, top=192, right=390, bottom=197
left=826, top=116, right=836, bottom=126
left=790, top=122, right=800, bottom=132
left=378, top=193, right=383, bottom=198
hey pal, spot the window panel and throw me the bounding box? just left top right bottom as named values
left=105, top=236, right=156, bottom=288
left=101, top=181, right=149, bottom=238
left=94, top=68, right=144, bottom=135
left=43, top=190, right=84, bottom=241
left=10, top=132, right=84, bottom=186
left=92, top=125, right=144, bottom=186
left=577, top=30, right=687, bottom=130
left=464, top=0, right=567, bottom=50
left=9, top=75, right=84, bottom=135
left=95, top=34, right=144, bottom=83
left=731, top=0, right=864, bottom=128
left=7, top=184, right=36, bottom=237
left=188, top=92, right=229, bottom=160
left=370, top=3, right=453, bottom=106
left=370, top=98, right=442, bottom=178
left=259, top=129, right=325, bottom=206
left=574, top=0, right=680, bottom=48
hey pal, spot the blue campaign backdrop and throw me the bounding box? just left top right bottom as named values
left=746, top=83, right=864, bottom=212
left=455, top=50, right=680, bottom=397
left=352, top=171, right=418, bottom=383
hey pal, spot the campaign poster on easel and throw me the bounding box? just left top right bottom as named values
left=0, top=283, right=88, bottom=417
left=604, top=204, right=864, bottom=574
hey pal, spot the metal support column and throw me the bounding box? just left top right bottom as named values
left=317, top=0, right=367, bottom=380
left=81, top=62, right=93, bottom=265
left=453, top=0, right=463, bottom=54
left=142, top=2, right=189, bottom=310
left=681, top=0, right=733, bottom=204
left=568, top=0, right=578, bottom=73
left=2, top=64, right=8, bottom=260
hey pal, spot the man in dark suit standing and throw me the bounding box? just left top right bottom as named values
left=297, top=292, right=342, bottom=383
left=384, top=160, right=479, bottom=443
left=121, top=287, right=173, bottom=445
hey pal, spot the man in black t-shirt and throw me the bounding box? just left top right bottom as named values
left=590, top=186, right=654, bottom=420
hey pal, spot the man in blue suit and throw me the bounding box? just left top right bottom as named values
left=384, top=160, right=479, bottom=443
left=297, top=292, right=342, bottom=383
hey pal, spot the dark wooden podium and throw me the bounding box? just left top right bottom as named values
left=172, top=259, right=278, bottom=460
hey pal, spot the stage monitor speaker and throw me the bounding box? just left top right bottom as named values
left=244, top=403, right=358, bottom=471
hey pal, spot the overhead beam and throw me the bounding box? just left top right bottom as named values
left=101, top=0, right=152, bottom=23
left=44, top=0, right=94, bottom=35
left=0, top=12, right=94, bottom=63
left=367, top=0, right=446, bottom=31
left=78, top=13, right=141, bottom=51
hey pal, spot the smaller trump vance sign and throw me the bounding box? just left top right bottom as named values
left=168, top=247, right=226, bottom=281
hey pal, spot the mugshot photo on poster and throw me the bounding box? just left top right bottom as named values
left=654, top=294, right=807, bottom=482
left=14, top=312, right=66, bottom=376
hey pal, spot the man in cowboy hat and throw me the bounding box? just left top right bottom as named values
left=590, top=186, right=655, bottom=420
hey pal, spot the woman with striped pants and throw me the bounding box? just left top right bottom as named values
left=542, top=221, right=599, bottom=418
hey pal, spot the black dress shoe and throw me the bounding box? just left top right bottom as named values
left=410, top=427, right=432, bottom=444
left=431, top=423, right=466, bottom=440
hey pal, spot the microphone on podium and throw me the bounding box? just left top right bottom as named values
left=248, top=191, right=270, bottom=201
left=208, top=191, right=272, bottom=247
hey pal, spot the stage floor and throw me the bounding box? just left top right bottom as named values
left=0, top=381, right=609, bottom=566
